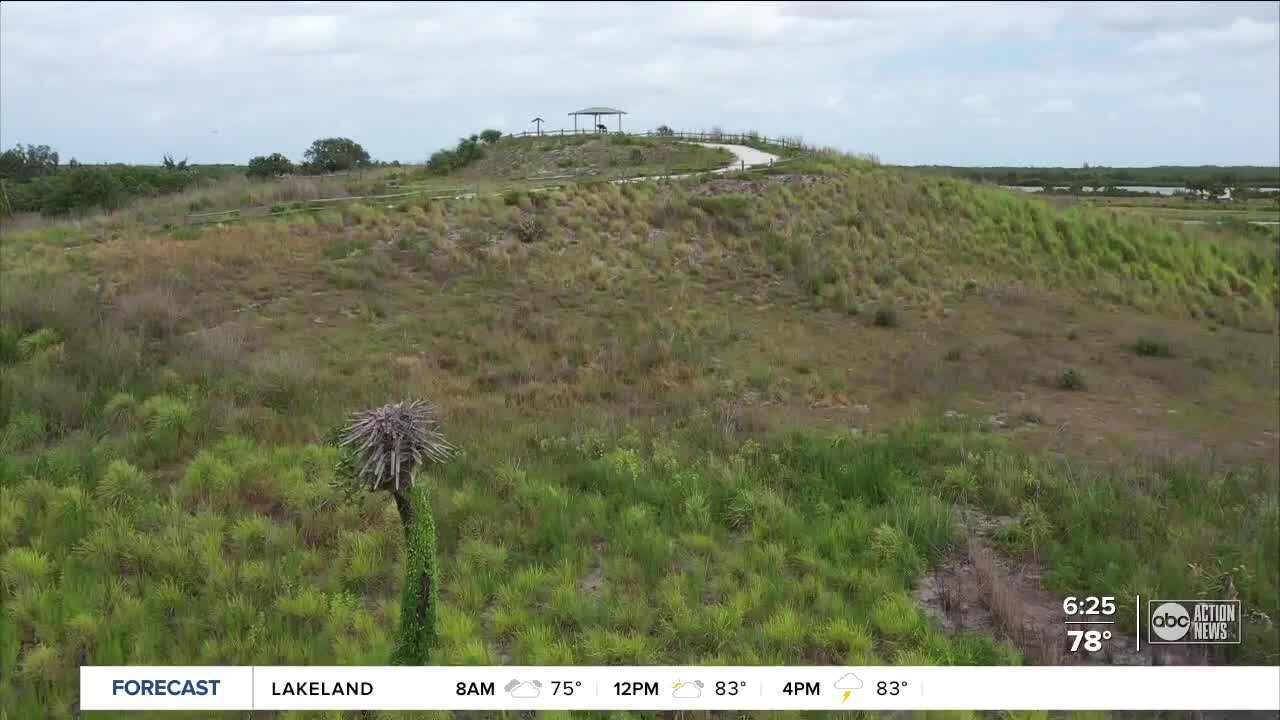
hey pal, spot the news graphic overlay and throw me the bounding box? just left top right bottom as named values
left=1149, top=599, right=1242, bottom=645
left=1061, top=595, right=1122, bottom=655
left=80, top=666, right=1280, bottom=711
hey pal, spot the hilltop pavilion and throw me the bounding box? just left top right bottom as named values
left=569, top=106, right=626, bottom=133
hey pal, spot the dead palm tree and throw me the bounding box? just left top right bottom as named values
left=335, top=400, right=454, bottom=664
left=531, top=117, right=545, bottom=136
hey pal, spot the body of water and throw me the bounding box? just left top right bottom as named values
left=1002, top=185, right=1280, bottom=196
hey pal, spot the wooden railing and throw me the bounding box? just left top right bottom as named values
left=506, top=129, right=805, bottom=148
left=183, top=133, right=809, bottom=225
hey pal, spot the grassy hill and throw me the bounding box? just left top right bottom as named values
left=452, top=134, right=734, bottom=180
left=2, top=148, right=1277, bottom=717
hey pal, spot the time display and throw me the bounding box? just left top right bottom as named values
left=1063, top=596, right=1116, bottom=616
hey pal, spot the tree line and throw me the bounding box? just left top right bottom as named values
left=0, top=143, right=212, bottom=217
left=4, top=129, right=523, bottom=216
left=246, top=137, right=378, bottom=178
left=0, top=137, right=387, bottom=216
left=912, top=164, right=1280, bottom=190
left=248, top=129, right=502, bottom=179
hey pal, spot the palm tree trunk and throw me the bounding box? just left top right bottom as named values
left=390, top=484, right=438, bottom=665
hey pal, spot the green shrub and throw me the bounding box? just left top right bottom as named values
left=871, top=592, right=923, bottom=638
left=427, top=136, right=484, bottom=175
left=302, top=137, right=370, bottom=174
left=1135, top=338, right=1172, bottom=357
left=96, top=459, right=150, bottom=509
left=139, top=394, right=194, bottom=453
left=1, top=547, right=53, bottom=592
left=690, top=195, right=748, bottom=217
left=104, top=392, right=138, bottom=425
left=246, top=153, right=294, bottom=179
left=177, top=450, right=239, bottom=509
left=874, top=305, right=898, bottom=328
left=1057, top=368, right=1086, bottom=391
left=17, top=328, right=61, bottom=359
left=0, top=328, right=18, bottom=364
left=869, top=524, right=924, bottom=581
left=2, top=412, right=45, bottom=450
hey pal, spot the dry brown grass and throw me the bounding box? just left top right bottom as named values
left=114, top=286, right=186, bottom=339
left=967, top=542, right=1066, bottom=663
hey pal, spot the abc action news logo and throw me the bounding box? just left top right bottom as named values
left=1149, top=600, right=1242, bottom=644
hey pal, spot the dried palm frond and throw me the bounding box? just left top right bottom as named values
left=337, top=400, right=454, bottom=492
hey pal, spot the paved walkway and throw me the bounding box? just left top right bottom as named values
left=696, top=142, right=780, bottom=172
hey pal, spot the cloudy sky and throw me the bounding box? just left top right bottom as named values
left=2, top=1, right=1277, bottom=166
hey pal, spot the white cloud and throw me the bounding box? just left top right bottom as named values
left=1033, top=98, right=1075, bottom=113
left=1147, top=91, right=1205, bottom=112
left=960, top=94, right=994, bottom=113
left=1132, top=17, right=1279, bottom=54
left=0, top=1, right=1274, bottom=165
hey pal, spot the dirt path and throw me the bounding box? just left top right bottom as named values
left=915, top=509, right=1210, bottom=668
left=696, top=142, right=780, bottom=171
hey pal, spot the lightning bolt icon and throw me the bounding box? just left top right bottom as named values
left=841, top=690, right=851, bottom=703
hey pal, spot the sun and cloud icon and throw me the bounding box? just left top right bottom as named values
left=503, top=679, right=542, bottom=698
left=672, top=679, right=704, bottom=698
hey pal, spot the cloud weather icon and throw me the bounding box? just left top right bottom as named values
left=672, top=680, right=704, bottom=698
left=505, top=680, right=542, bottom=698
left=834, top=673, right=864, bottom=690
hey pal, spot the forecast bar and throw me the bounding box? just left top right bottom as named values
left=82, top=666, right=1280, bottom=711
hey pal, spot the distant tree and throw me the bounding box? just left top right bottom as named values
left=0, top=143, right=60, bottom=181
left=161, top=154, right=189, bottom=171
left=246, top=153, right=295, bottom=179
left=656, top=125, right=674, bottom=136
left=0, top=149, right=21, bottom=180
left=302, top=137, right=371, bottom=174
left=1216, top=172, right=1236, bottom=199
left=48, top=166, right=124, bottom=213
left=479, top=129, right=502, bottom=144
left=68, top=158, right=81, bottom=168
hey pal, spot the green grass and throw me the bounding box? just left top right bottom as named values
left=451, top=135, right=734, bottom=181
left=4, top=406, right=1275, bottom=716
left=1135, top=337, right=1173, bottom=357
left=2, top=148, right=1278, bottom=718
